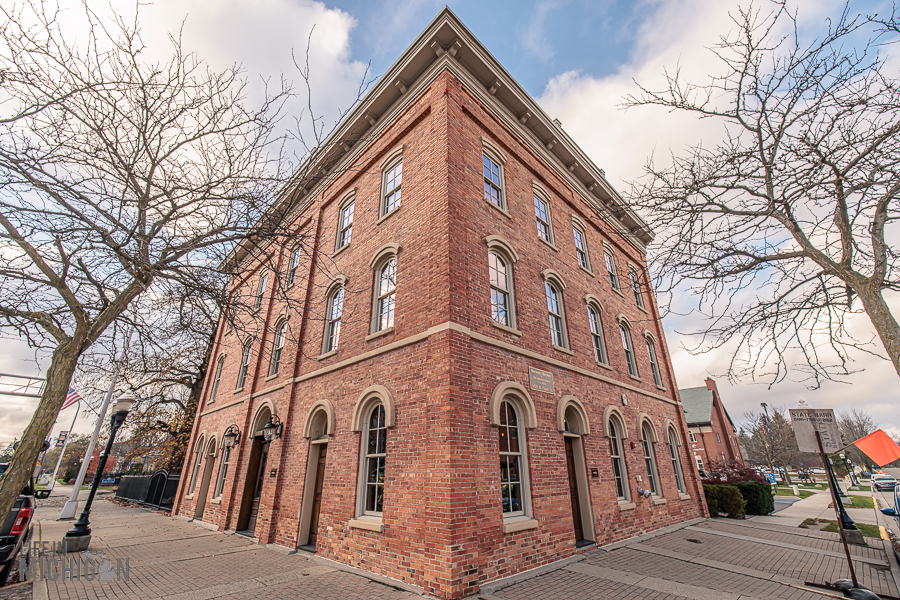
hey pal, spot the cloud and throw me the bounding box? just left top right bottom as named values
left=521, top=1, right=559, bottom=62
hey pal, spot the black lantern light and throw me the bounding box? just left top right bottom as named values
left=222, top=424, right=241, bottom=448
left=262, top=415, right=283, bottom=443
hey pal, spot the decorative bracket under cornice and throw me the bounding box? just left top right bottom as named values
left=546, top=138, right=557, bottom=151
left=395, top=79, right=408, bottom=94
left=488, top=79, right=503, bottom=95
left=519, top=111, right=531, bottom=124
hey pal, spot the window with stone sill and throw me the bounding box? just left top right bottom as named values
left=187, top=438, right=204, bottom=495
left=286, top=249, right=301, bottom=287
left=373, top=259, right=396, bottom=333
left=630, top=267, right=645, bottom=309
left=609, top=418, right=629, bottom=500
left=545, top=282, right=567, bottom=348
left=337, top=200, right=354, bottom=250
left=214, top=445, right=231, bottom=499
left=499, top=400, right=527, bottom=517
left=533, top=194, right=554, bottom=244
left=642, top=422, right=661, bottom=496
left=484, top=153, right=504, bottom=210
left=323, top=287, right=344, bottom=353
left=587, top=305, right=608, bottom=365
left=381, top=159, right=402, bottom=217
left=573, top=225, right=590, bottom=271
left=605, top=252, right=620, bottom=291
left=208, top=354, right=225, bottom=404
left=268, top=320, right=286, bottom=376
left=361, top=404, right=387, bottom=516
left=689, top=431, right=697, bottom=442
left=254, top=272, right=268, bottom=310
left=668, top=429, right=686, bottom=495
left=489, top=252, right=514, bottom=328
left=236, top=339, right=252, bottom=390
left=620, top=323, right=638, bottom=377
left=646, top=338, right=662, bottom=386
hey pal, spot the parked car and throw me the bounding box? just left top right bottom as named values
left=872, top=474, right=898, bottom=491
left=0, top=463, right=35, bottom=587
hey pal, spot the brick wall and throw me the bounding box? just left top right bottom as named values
left=173, top=70, right=705, bottom=599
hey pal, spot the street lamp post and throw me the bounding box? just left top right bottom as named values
left=825, top=454, right=859, bottom=534
left=63, top=393, right=134, bottom=552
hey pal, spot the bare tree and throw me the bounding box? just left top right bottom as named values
left=625, top=1, right=900, bottom=387
left=838, top=407, right=878, bottom=470
left=741, top=407, right=799, bottom=483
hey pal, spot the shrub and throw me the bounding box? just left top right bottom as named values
left=733, top=481, right=774, bottom=515
left=703, top=483, right=746, bottom=519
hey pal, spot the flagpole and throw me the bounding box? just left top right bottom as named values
left=47, top=405, right=79, bottom=493
left=59, top=329, right=132, bottom=520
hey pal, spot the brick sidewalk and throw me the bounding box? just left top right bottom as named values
left=20, top=495, right=900, bottom=600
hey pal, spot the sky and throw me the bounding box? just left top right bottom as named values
left=1, top=0, right=897, bottom=448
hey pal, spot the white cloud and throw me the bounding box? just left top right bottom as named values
left=521, top=1, right=559, bottom=62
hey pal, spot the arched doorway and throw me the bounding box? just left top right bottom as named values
left=236, top=406, right=271, bottom=536
left=558, top=396, right=596, bottom=545
left=297, top=400, right=334, bottom=550
left=194, top=437, right=218, bottom=520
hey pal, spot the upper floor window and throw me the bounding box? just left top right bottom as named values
left=209, top=354, right=225, bottom=404
left=646, top=338, right=662, bottom=386
left=337, top=198, right=354, bottom=250
left=323, top=287, right=344, bottom=353
left=236, top=339, right=252, bottom=390
left=484, top=154, right=503, bottom=208
left=587, top=305, right=608, bottom=365
left=572, top=220, right=590, bottom=271
left=605, top=251, right=620, bottom=291
left=533, top=193, right=554, bottom=243
left=489, top=252, right=514, bottom=327
left=268, top=321, right=286, bottom=376
left=620, top=322, right=638, bottom=377
left=361, top=404, right=387, bottom=515
left=668, top=429, right=687, bottom=495
left=374, top=259, right=397, bottom=332
left=716, top=432, right=721, bottom=443
left=630, top=267, right=645, bottom=308
left=689, top=431, right=697, bottom=442
left=286, top=249, right=301, bottom=287
left=498, top=400, right=527, bottom=516
left=254, top=272, right=268, bottom=310
left=545, top=282, right=567, bottom=348
left=381, top=159, right=402, bottom=217
left=641, top=422, right=661, bottom=496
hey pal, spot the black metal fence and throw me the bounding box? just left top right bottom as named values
left=116, top=469, right=180, bottom=509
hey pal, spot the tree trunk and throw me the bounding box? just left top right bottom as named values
left=857, top=286, right=900, bottom=378
left=0, top=340, right=79, bottom=521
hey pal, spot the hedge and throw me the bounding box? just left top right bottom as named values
left=703, top=484, right=746, bottom=519
left=732, top=481, right=774, bottom=515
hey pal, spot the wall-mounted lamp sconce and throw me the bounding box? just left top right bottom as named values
left=262, top=415, right=284, bottom=443
left=222, top=424, right=241, bottom=448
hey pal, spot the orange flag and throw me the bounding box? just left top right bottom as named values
left=852, top=429, right=900, bottom=467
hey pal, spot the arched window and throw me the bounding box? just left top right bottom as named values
left=323, top=287, right=344, bottom=353
left=374, top=259, right=396, bottom=332
left=209, top=354, right=225, bottom=404
left=619, top=322, right=638, bottom=377
left=587, top=305, right=608, bottom=365
left=254, top=272, right=268, bottom=310
left=236, top=339, right=252, bottom=390
left=498, top=400, right=526, bottom=516
left=667, top=428, right=686, bottom=495
left=268, top=321, right=286, bottom=376
left=545, top=282, right=568, bottom=348
left=214, top=440, right=232, bottom=499
left=489, top=252, right=513, bottom=327
left=188, top=436, right=205, bottom=495
left=361, top=404, right=387, bottom=515
left=646, top=337, right=662, bottom=386
left=608, top=417, right=628, bottom=500
left=641, top=422, right=661, bottom=496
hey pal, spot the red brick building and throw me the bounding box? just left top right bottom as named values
left=680, top=378, right=743, bottom=473
left=173, top=9, right=705, bottom=598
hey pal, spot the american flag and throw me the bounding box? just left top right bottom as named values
left=62, top=387, right=82, bottom=410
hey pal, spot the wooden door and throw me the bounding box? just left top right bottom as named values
left=565, top=437, right=584, bottom=542
left=247, top=445, right=268, bottom=533
left=307, top=444, right=327, bottom=546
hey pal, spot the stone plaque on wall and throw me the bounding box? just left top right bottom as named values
left=528, top=367, right=554, bottom=394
